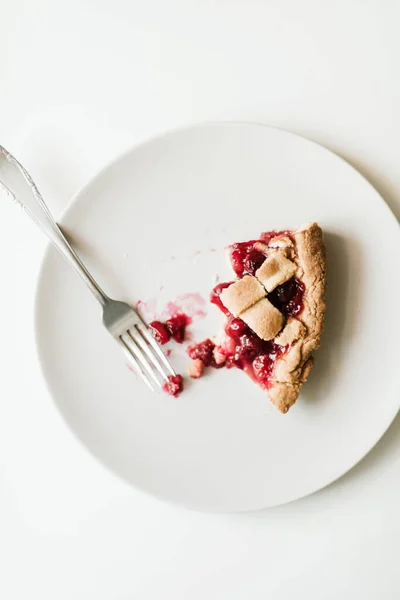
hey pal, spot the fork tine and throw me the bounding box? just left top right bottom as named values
left=120, top=341, right=155, bottom=391
left=129, top=327, right=174, bottom=381
left=121, top=332, right=162, bottom=388
left=135, top=323, right=176, bottom=376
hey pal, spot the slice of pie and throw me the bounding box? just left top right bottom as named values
left=188, top=223, right=326, bottom=413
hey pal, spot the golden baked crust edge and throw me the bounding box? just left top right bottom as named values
left=268, top=223, right=327, bottom=413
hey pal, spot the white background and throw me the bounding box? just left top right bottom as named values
left=1, top=0, right=399, bottom=598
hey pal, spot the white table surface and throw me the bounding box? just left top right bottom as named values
left=1, top=1, right=400, bottom=598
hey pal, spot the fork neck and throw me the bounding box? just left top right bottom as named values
left=56, top=237, right=109, bottom=307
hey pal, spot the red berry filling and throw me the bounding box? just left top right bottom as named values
left=224, top=332, right=285, bottom=387
left=210, top=282, right=234, bottom=315
left=163, top=374, right=184, bottom=397
left=149, top=314, right=190, bottom=345
left=224, top=316, right=250, bottom=338
left=268, top=278, right=305, bottom=317
left=229, top=241, right=266, bottom=277
left=252, top=354, right=276, bottom=386
left=186, top=319, right=285, bottom=387
left=243, top=248, right=267, bottom=276
left=149, top=321, right=171, bottom=345
left=166, top=314, right=189, bottom=343
left=187, top=338, right=216, bottom=367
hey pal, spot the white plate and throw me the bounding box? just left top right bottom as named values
left=35, top=123, right=400, bottom=512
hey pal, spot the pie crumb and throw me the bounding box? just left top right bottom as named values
left=188, top=359, right=204, bottom=379
left=213, top=346, right=226, bottom=365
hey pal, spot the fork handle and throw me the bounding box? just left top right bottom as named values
left=0, top=147, right=109, bottom=306
left=43, top=217, right=109, bottom=307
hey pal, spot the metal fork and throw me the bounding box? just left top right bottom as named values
left=0, top=144, right=176, bottom=391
